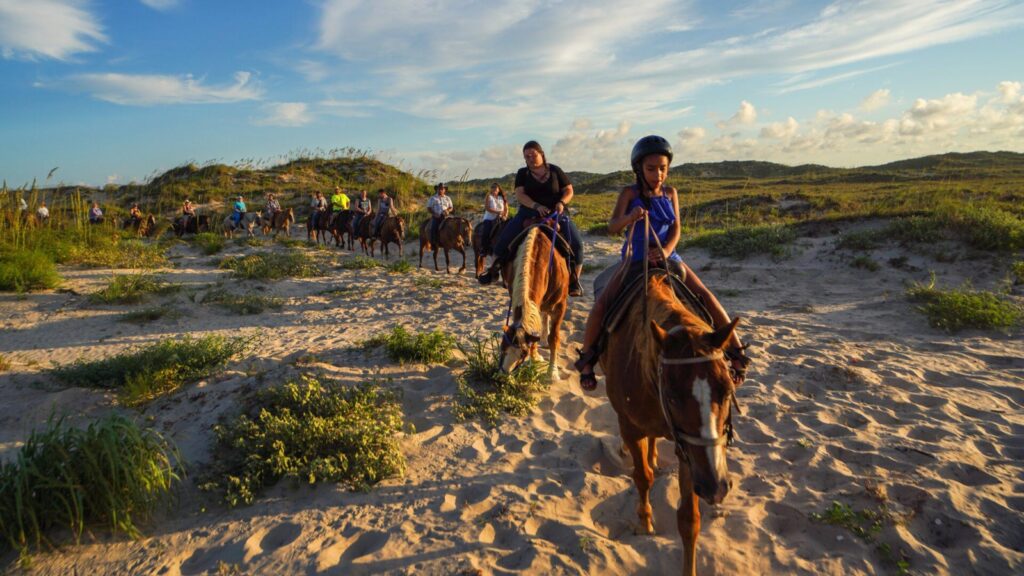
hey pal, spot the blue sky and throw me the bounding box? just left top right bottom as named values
left=1, top=0, right=1023, bottom=187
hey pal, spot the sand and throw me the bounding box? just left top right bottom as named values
left=1, top=222, right=1022, bottom=575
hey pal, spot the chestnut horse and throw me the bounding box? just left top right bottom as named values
left=418, top=217, right=472, bottom=273
left=262, top=208, right=294, bottom=237
left=472, top=217, right=507, bottom=276
left=368, top=215, right=405, bottom=260
left=355, top=216, right=374, bottom=254
left=330, top=210, right=356, bottom=250
left=498, top=225, right=569, bottom=382
left=602, top=273, right=740, bottom=576
left=307, top=210, right=332, bottom=245
left=123, top=214, right=157, bottom=237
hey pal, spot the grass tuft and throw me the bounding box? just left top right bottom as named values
left=53, top=334, right=253, bottom=406
left=340, top=255, right=382, bottom=270
left=0, top=414, right=180, bottom=562
left=362, top=325, right=455, bottom=364
left=850, top=255, right=880, bottom=272
left=220, top=250, right=322, bottom=280
left=687, top=224, right=796, bottom=259
left=193, top=232, right=225, bottom=255
left=453, top=336, right=548, bottom=426
left=118, top=305, right=180, bottom=324
left=938, top=203, right=1024, bottom=251
left=204, top=288, right=283, bottom=315
left=1010, top=261, right=1024, bottom=285
left=0, top=250, right=61, bottom=292
left=412, top=276, right=445, bottom=290
left=906, top=274, right=1023, bottom=332
left=809, top=501, right=909, bottom=576
left=201, top=375, right=406, bottom=507
left=386, top=259, right=413, bottom=274
left=89, top=273, right=179, bottom=304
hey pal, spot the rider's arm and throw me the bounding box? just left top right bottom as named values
left=661, top=187, right=682, bottom=257
left=607, top=186, right=644, bottom=235
left=514, top=187, right=535, bottom=210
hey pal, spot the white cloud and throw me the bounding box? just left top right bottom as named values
left=140, top=0, right=179, bottom=10
left=0, top=0, right=106, bottom=60
left=997, top=81, right=1021, bottom=103
left=718, top=100, right=757, bottom=129
left=254, top=102, right=313, bottom=127
left=760, top=117, right=799, bottom=139
left=860, top=89, right=891, bottom=111
left=900, top=92, right=977, bottom=135
left=61, top=71, right=262, bottom=105
left=678, top=127, right=706, bottom=142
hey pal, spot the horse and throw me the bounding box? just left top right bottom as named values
left=601, top=272, right=741, bottom=576
left=355, top=216, right=374, bottom=255
left=173, top=214, right=208, bottom=237
left=330, top=210, right=356, bottom=250
left=472, top=217, right=507, bottom=277
left=497, top=225, right=570, bottom=383
left=123, top=214, right=157, bottom=237
left=262, top=208, right=294, bottom=237
left=223, top=212, right=262, bottom=238
left=307, top=210, right=332, bottom=245
left=368, top=215, right=405, bottom=260
left=419, top=216, right=473, bottom=273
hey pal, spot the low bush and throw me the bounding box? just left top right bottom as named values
left=687, top=224, right=796, bottom=258
left=204, top=288, right=283, bottom=315
left=53, top=334, right=253, bottom=406
left=453, top=336, right=548, bottom=426
left=387, top=259, right=412, bottom=274
left=836, top=229, right=886, bottom=251
left=340, top=255, right=382, bottom=270
left=938, top=203, right=1024, bottom=251
left=0, top=250, right=61, bottom=292
left=89, top=273, right=179, bottom=304
left=850, top=255, right=880, bottom=272
left=220, top=250, right=322, bottom=280
left=0, top=415, right=180, bottom=562
left=906, top=275, right=1023, bottom=332
left=1012, top=261, right=1024, bottom=285
left=193, top=232, right=225, bottom=255
left=202, top=376, right=406, bottom=507
left=362, top=325, right=455, bottom=364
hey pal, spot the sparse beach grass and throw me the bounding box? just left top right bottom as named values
left=220, top=250, right=322, bottom=280
left=687, top=224, right=797, bottom=259
left=453, top=336, right=548, bottom=426
left=0, top=250, right=61, bottom=292
left=89, top=273, right=179, bottom=304
left=362, top=325, right=456, bottom=364
left=906, top=274, right=1023, bottom=332
left=340, top=255, right=382, bottom=270
left=53, top=334, right=253, bottom=406
left=0, top=415, right=180, bottom=563
left=118, top=305, right=180, bottom=324
left=386, top=259, right=413, bottom=274
left=193, top=232, right=225, bottom=255
left=202, top=376, right=406, bottom=507
left=203, top=288, right=284, bottom=315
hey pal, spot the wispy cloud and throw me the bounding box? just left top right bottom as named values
left=860, top=88, right=891, bottom=112
left=254, top=102, right=313, bottom=127
left=775, top=64, right=899, bottom=94
left=140, top=0, right=180, bottom=10
left=59, top=71, right=262, bottom=105
left=0, top=0, right=106, bottom=60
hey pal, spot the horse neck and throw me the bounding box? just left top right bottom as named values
left=510, top=227, right=545, bottom=336
left=630, top=277, right=707, bottom=387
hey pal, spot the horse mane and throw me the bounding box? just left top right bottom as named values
left=511, top=227, right=543, bottom=337
left=619, top=274, right=713, bottom=386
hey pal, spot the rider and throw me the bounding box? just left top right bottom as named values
left=427, top=182, right=453, bottom=245
left=478, top=140, right=585, bottom=296
left=372, top=188, right=396, bottom=237
left=478, top=183, right=508, bottom=254
left=89, top=201, right=104, bottom=224
left=573, top=135, right=749, bottom=391
left=353, top=189, right=373, bottom=232
left=127, top=203, right=143, bottom=227
left=264, top=193, right=281, bottom=222
left=232, top=195, right=246, bottom=227
left=36, top=201, right=50, bottom=223
left=330, top=186, right=350, bottom=227
left=310, top=191, right=327, bottom=230
left=181, top=198, right=196, bottom=230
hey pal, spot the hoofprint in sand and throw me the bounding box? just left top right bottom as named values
left=1, top=226, right=1021, bottom=576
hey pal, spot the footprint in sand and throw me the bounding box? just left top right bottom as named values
left=316, top=529, right=390, bottom=571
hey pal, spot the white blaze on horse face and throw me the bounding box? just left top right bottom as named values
left=693, top=378, right=727, bottom=479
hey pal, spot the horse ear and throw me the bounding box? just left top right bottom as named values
left=704, top=317, right=740, bottom=350
left=649, top=320, right=668, bottom=344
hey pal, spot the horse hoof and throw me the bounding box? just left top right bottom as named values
left=634, top=523, right=655, bottom=536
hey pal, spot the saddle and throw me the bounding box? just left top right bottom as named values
left=506, top=223, right=574, bottom=263
left=603, top=263, right=714, bottom=336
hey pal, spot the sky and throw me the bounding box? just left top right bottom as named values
left=1, top=0, right=1023, bottom=188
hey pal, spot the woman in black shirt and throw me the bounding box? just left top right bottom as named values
left=478, top=140, right=585, bottom=296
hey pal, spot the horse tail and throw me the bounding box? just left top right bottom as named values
left=511, top=227, right=543, bottom=338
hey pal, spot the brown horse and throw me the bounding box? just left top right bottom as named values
left=418, top=217, right=472, bottom=273
left=369, top=215, right=405, bottom=260
left=330, top=210, right=356, bottom=250
left=472, top=218, right=507, bottom=276
left=123, top=214, right=157, bottom=237
left=307, top=210, right=332, bottom=245
left=498, top=226, right=570, bottom=382
left=355, top=216, right=374, bottom=254
left=601, top=273, right=740, bottom=576
left=262, top=208, right=294, bottom=237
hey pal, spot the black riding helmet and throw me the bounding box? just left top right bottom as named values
left=435, top=182, right=447, bottom=192
left=630, top=135, right=673, bottom=173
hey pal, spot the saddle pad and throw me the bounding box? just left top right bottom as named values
left=603, top=264, right=714, bottom=335
left=506, top=224, right=574, bottom=262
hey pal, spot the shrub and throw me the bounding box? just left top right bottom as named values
left=0, top=415, right=180, bottom=561
left=387, top=259, right=412, bottom=274
left=836, top=229, right=885, bottom=251
left=220, top=250, right=322, bottom=280
left=1012, top=261, right=1024, bottom=285
left=907, top=275, right=1023, bottom=332
left=850, top=255, right=880, bottom=272
left=53, top=335, right=253, bottom=406
left=938, top=204, right=1024, bottom=251
left=340, top=255, right=382, bottom=270
left=204, top=288, right=283, bottom=315
left=194, top=232, right=225, bottom=255
left=89, top=273, right=179, bottom=304
left=202, top=376, right=406, bottom=507
left=453, top=336, right=548, bottom=426
left=687, top=224, right=796, bottom=258
left=362, top=325, right=455, bottom=364
left=887, top=216, right=943, bottom=245
left=0, top=250, right=61, bottom=292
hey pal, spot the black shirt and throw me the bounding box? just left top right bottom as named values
left=514, top=164, right=570, bottom=209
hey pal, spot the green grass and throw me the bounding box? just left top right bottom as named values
left=0, top=250, right=61, bottom=292
left=907, top=275, right=1023, bottom=332
left=89, top=273, right=179, bottom=304
left=193, top=232, right=225, bottom=255
left=118, top=305, right=180, bottom=324
left=453, top=336, right=548, bottom=426
left=836, top=229, right=886, bottom=251
left=53, top=334, right=253, bottom=406
left=412, top=276, right=445, bottom=289
left=386, top=259, right=412, bottom=274
left=809, top=501, right=909, bottom=576
left=340, top=255, right=382, bottom=270
left=1012, top=261, right=1024, bottom=285
left=0, top=414, right=180, bottom=562
left=362, top=325, right=456, bottom=364
left=201, top=376, right=406, bottom=507
left=317, top=285, right=371, bottom=299
left=220, top=250, right=322, bottom=280
left=938, top=203, right=1024, bottom=251
left=850, top=255, right=881, bottom=272
left=203, top=288, right=284, bottom=315
left=687, top=224, right=796, bottom=258
left=887, top=216, right=944, bottom=245
left=275, top=237, right=306, bottom=248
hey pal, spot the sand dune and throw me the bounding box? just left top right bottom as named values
left=1, top=225, right=1021, bottom=575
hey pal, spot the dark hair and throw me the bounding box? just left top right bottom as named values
left=522, top=140, right=547, bottom=167
left=490, top=183, right=506, bottom=202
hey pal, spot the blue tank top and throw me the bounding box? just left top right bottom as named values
left=621, top=186, right=682, bottom=263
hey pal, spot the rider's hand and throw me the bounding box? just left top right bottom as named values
left=631, top=206, right=646, bottom=223
left=554, top=201, right=565, bottom=215
left=537, top=205, right=551, bottom=217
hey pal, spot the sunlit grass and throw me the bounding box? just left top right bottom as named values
left=906, top=274, right=1023, bottom=332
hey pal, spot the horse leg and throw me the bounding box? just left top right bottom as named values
left=547, top=302, right=565, bottom=382
left=458, top=246, right=466, bottom=274
left=623, top=430, right=655, bottom=535
left=678, top=462, right=700, bottom=576
left=443, top=248, right=450, bottom=274
left=648, top=437, right=659, bottom=474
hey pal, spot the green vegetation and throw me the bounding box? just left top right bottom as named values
left=809, top=501, right=908, bottom=576
left=687, top=224, right=797, bottom=259
left=412, top=276, right=446, bottom=290
left=362, top=325, right=456, bottom=364
left=118, top=305, right=180, bottom=324
left=219, top=250, right=322, bottom=280
left=837, top=229, right=886, bottom=251
left=0, top=250, right=61, bottom=292
left=850, top=255, right=881, bottom=272
left=204, top=288, right=284, bottom=315
left=53, top=335, right=253, bottom=406
left=340, top=255, right=382, bottom=270
left=0, top=415, right=180, bottom=562
left=202, top=376, right=406, bottom=507
left=907, top=275, right=1023, bottom=332
left=1012, top=261, right=1024, bottom=285
left=386, top=259, right=412, bottom=274
left=89, top=273, right=179, bottom=304
left=453, top=336, right=548, bottom=426
left=193, top=232, right=225, bottom=255
left=938, top=203, right=1024, bottom=251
